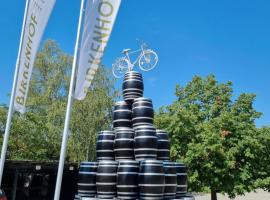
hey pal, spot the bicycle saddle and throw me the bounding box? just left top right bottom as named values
left=122, top=48, right=131, bottom=54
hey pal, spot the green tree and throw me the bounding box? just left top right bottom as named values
left=0, top=40, right=118, bottom=162
left=69, top=66, right=118, bottom=162
left=26, top=40, right=72, bottom=160
left=0, top=106, right=7, bottom=136
left=254, top=126, right=270, bottom=191
left=155, top=75, right=263, bottom=200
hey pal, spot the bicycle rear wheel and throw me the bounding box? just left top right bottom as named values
left=112, top=57, right=129, bottom=78
left=138, top=50, right=158, bottom=71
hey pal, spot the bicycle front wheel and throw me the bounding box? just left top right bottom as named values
left=112, top=57, right=129, bottom=78
left=138, top=50, right=158, bottom=71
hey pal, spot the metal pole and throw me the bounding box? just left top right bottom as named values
left=53, top=0, right=85, bottom=199
left=0, top=0, right=30, bottom=186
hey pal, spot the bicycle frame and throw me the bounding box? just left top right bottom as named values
left=123, top=44, right=148, bottom=71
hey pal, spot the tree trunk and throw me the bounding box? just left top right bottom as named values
left=211, top=189, right=217, bottom=200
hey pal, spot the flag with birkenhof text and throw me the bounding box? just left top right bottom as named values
left=74, top=0, right=121, bottom=100
left=14, top=0, right=56, bottom=113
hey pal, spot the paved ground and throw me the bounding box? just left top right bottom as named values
left=194, top=190, right=270, bottom=200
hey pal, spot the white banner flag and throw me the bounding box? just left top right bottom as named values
left=74, top=0, right=121, bottom=100
left=14, top=0, right=56, bottom=113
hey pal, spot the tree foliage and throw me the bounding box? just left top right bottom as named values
left=0, top=40, right=118, bottom=163
left=253, top=126, right=270, bottom=191
left=155, top=75, right=268, bottom=199
left=69, top=66, right=118, bottom=162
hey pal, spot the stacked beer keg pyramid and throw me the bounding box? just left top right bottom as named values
left=76, top=71, right=193, bottom=200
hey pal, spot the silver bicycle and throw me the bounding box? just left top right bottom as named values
left=112, top=41, right=158, bottom=78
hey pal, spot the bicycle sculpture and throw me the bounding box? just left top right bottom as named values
left=112, top=41, right=158, bottom=78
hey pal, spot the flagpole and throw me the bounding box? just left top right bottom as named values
left=54, top=0, right=85, bottom=199
left=0, top=0, right=30, bottom=186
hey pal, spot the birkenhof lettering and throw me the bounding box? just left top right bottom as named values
left=16, top=14, right=38, bottom=106
left=33, top=0, right=43, bottom=12
left=84, top=0, right=115, bottom=94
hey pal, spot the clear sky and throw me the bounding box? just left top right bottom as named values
left=0, top=0, right=269, bottom=127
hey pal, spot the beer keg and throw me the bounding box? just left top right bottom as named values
left=117, top=160, right=139, bottom=199
left=96, top=160, right=118, bottom=199
left=163, top=161, right=177, bottom=199
left=122, top=71, right=144, bottom=102
left=175, top=163, right=188, bottom=198
left=114, top=127, right=135, bottom=160
left=132, top=97, right=154, bottom=129
left=156, top=130, right=170, bottom=161
left=134, top=125, right=157, bottom=161
left=139, top=160, right=165, bottom=200
left=96, top=131, right=115, bottom=161
left=113, top=101, right=132, bottom=129
left=77, top=162, right=98, bottom=198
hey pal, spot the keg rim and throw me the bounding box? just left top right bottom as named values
left=124, top=70, right=141, bottom=75
left=114, top=127, right=134, bottom=131
left=123, top=79, right=143, bottom=83
left=133, top=97, right=152, bottom=102
left=114, top=101, right=130, bottom=106
left=163, top=161, right=177, bottom=166
left=118, top=160, right=140, bottom=164
left=140, top=160, right=163, bottom=165
left=134, top=125, right=155, bottom=129
left=122, top=88, right=143, bottom=92
left=98, top=160, right=118, bottom=165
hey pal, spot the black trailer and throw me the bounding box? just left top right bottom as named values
left=2, top=160, right=78, bottom=200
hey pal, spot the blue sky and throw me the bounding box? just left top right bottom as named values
left=0, top=0, right=269, bottom=126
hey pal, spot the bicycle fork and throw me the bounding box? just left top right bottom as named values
left=124, top=52, right=133, bottom=71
